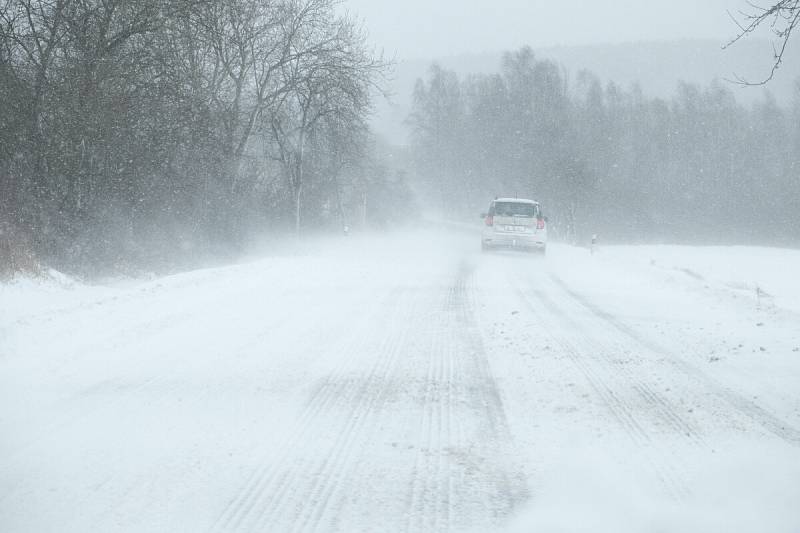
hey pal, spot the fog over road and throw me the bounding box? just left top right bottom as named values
left=2, top=231, right=799, bottom=532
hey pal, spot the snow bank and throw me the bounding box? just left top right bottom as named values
left=547, top=244, right=800, bottom=313
left=601, top=245, right=800, bottom=314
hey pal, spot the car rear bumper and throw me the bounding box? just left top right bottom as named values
left=483, top=233, right=546, bottom=250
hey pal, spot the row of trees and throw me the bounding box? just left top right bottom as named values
left=408, top=47, right=800, bottom=245
left=0, top=0, right=409, bottom=275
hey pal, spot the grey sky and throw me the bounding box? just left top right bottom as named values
left=344, top=0, right=747, bottom=59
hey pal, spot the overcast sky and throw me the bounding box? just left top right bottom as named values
left=344, top=0, right=748, bottom=59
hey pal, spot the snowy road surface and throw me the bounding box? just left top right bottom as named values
left=2, top=231, right=800, bottom=532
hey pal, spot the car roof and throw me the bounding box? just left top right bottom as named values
left=493, top=198, right=539, bottom=205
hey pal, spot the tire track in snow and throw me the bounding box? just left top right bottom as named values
left=214, top=260, right=530, bottom=533
left=548, top=273, right=800, bottom=447
left=405, top=261, right=529, bottom=533
left=206, top=288, right=397, bottom=532
left=211, top=286, right=420, bottom=533
left=454, top=263, right=528, bottom=521
left=405, top=281, right=456, bottom=533
left=513, top=283, right=692, bottom=499
left=287, top=294, right=417, bottom=533
left=536, top=277, right=705, bottom=448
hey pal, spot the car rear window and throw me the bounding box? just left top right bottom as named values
left=491, top=202, right=538, bottom=218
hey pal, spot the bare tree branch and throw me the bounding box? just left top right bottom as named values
left=724, top=0, right=800, bottom=85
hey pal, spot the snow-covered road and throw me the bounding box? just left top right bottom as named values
left=2, top=231, right=800, bottom=532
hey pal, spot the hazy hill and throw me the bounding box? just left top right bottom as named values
left=374, top=39, right=800, bottom=145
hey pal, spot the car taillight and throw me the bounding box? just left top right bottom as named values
left=485, top=215, right=494, bottom=227
left=537, top=218, right=545, bottom=230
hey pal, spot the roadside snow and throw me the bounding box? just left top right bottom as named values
left=546, top=244, right=800, bottom=427
left=593, top=245, right=800, bottom=314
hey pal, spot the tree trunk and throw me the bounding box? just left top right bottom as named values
left=294, top=182, right=302, bottom=237
left=361, top=191, right=368, bottom=229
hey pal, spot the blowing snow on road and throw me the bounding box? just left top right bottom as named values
left=2, top=231, right=800, bottom=532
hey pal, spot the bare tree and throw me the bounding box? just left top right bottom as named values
left=266, top=5, right=386, bottom=235
left=726, top=0, right=800, bottom=85
left=0, top=0, right=69, bottom=233
left=0, top=0, right=389, bottom=274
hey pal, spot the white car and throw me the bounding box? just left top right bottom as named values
left=481, top=198, right=547, bottom=254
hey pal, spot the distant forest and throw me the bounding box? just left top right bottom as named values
left=408, top=47, right=800, bottom=245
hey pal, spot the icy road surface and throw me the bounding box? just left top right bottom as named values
left=2, top=231, right=800, bottom=532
